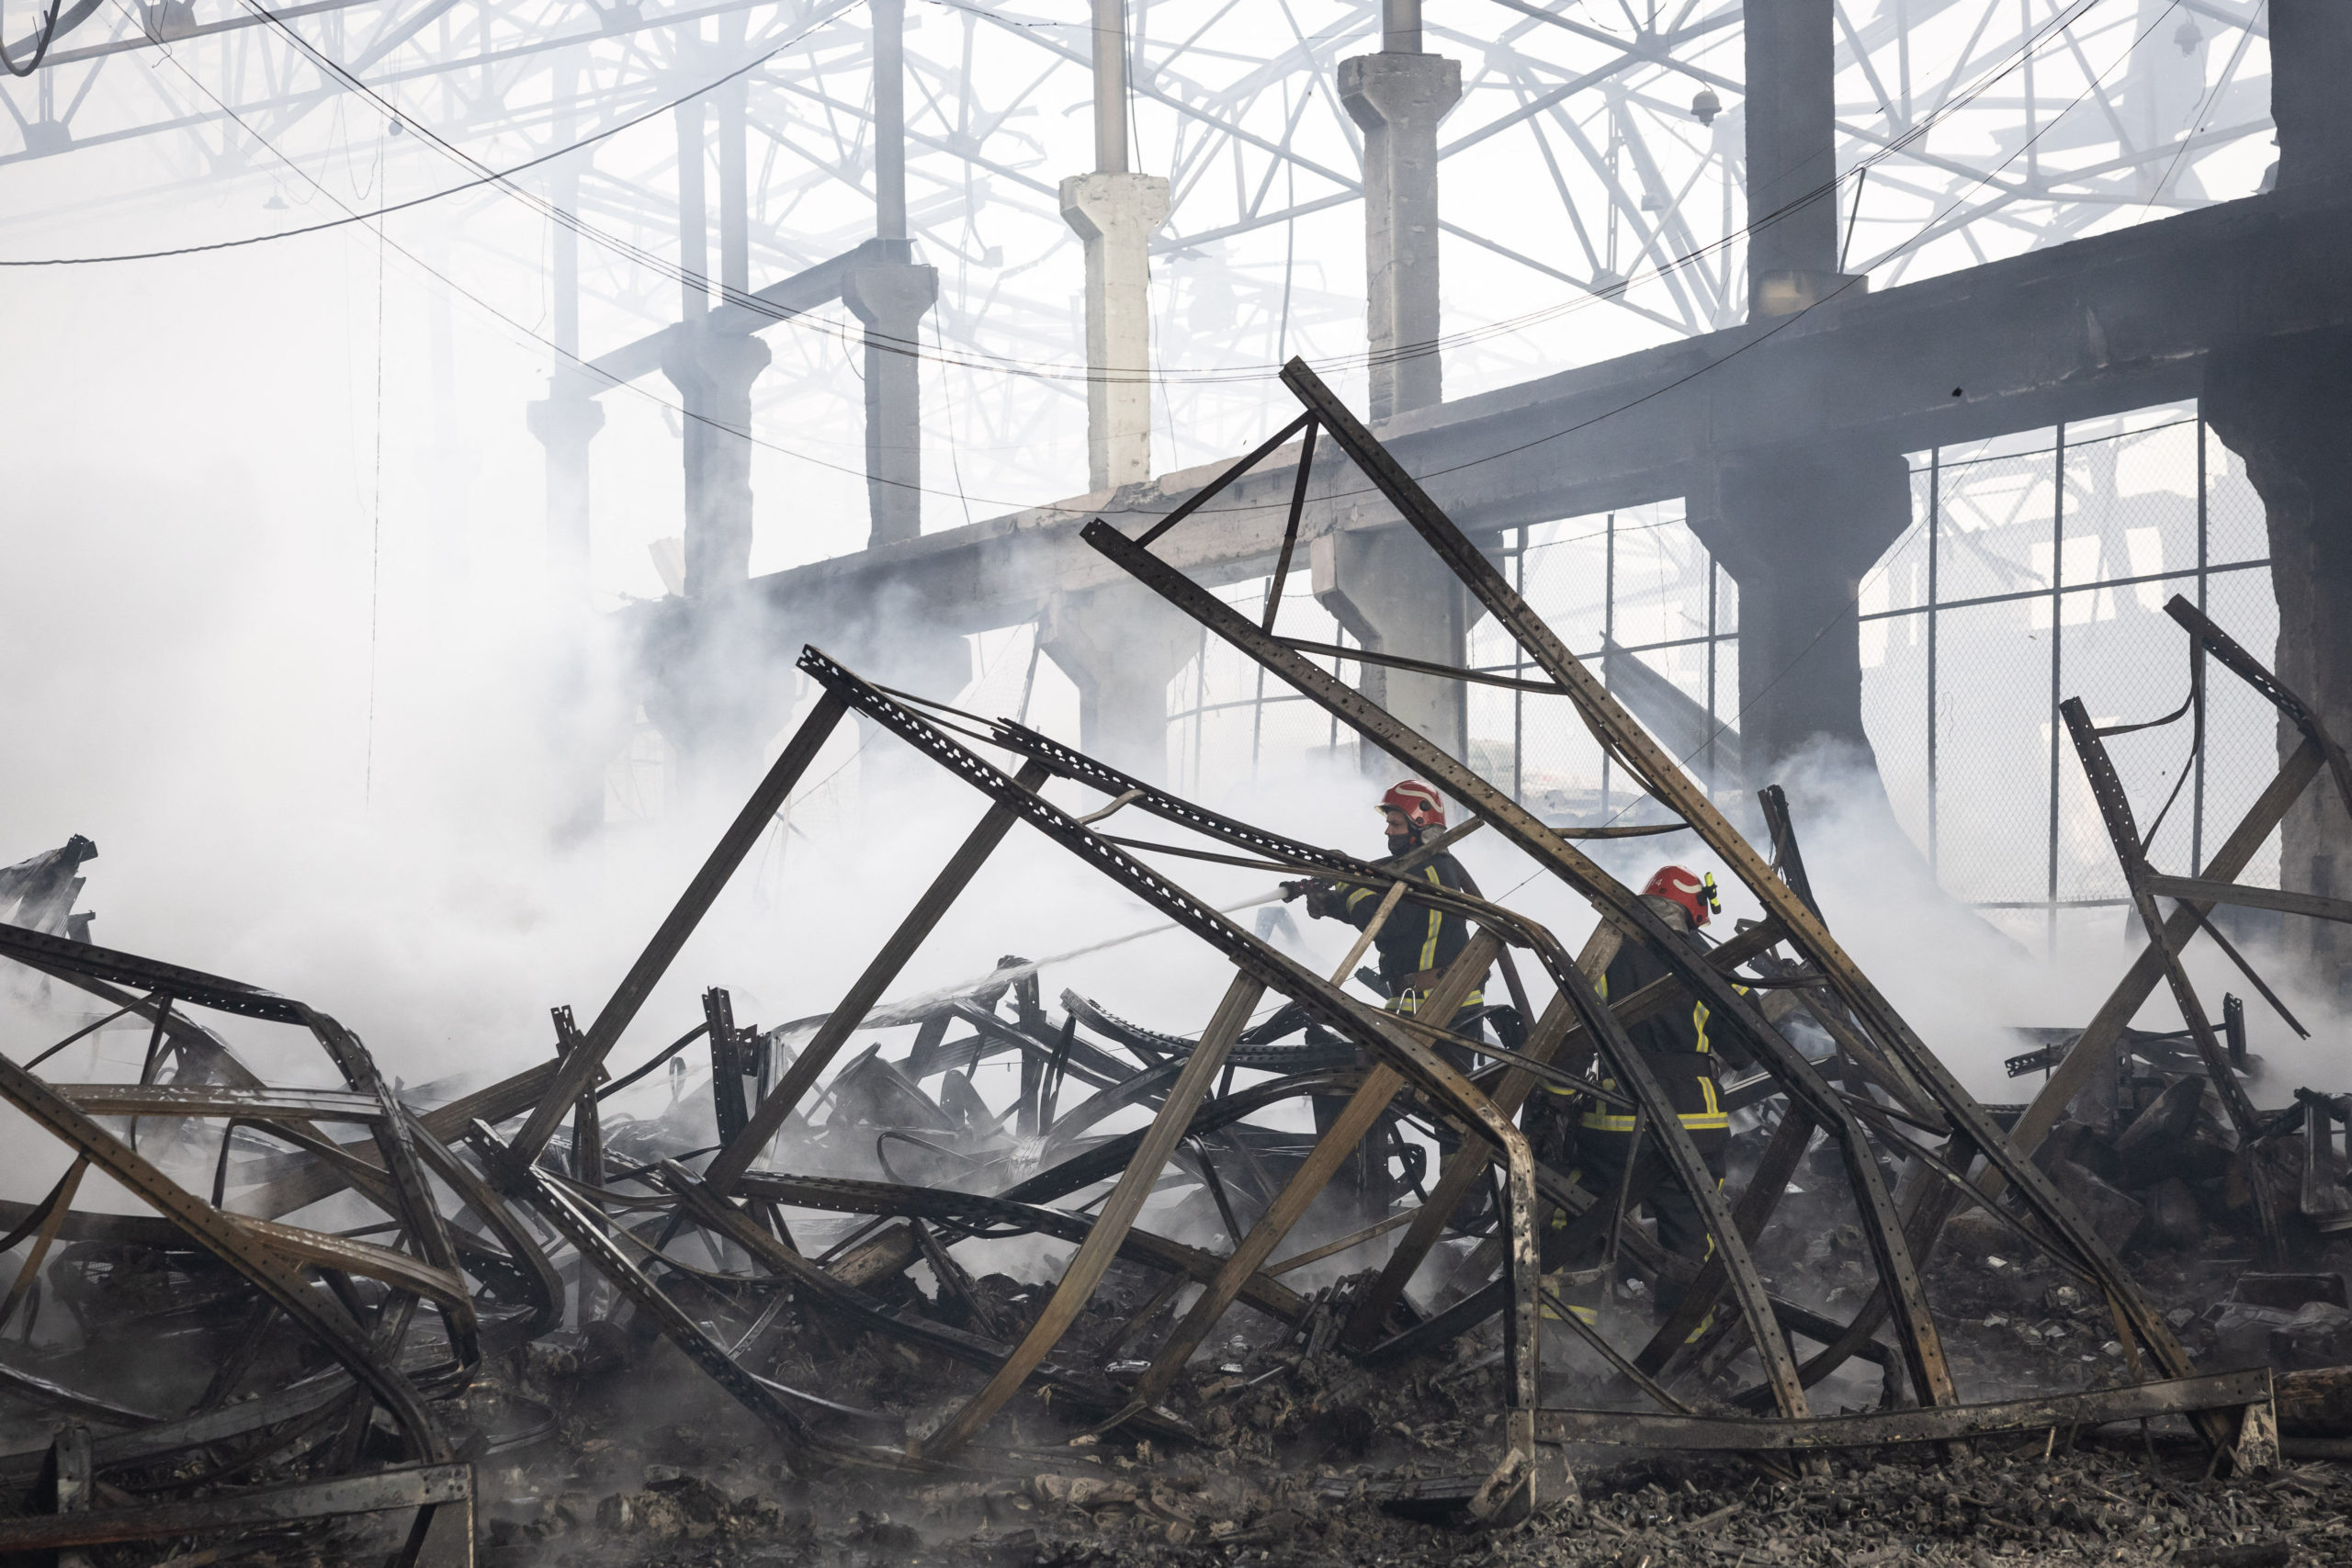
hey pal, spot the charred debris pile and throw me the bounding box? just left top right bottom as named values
left=1, top=366, right=2350, bottom=1568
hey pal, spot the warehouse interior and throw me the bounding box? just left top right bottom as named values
left=4, top=3, right=2352, bottom=1564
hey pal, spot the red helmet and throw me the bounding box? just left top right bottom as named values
left=1378, top=780, right=1445, bottom=831
left=1642, top=864, right=1719, bottom=928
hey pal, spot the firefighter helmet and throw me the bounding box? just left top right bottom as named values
left=1377, top=780, right=1446, bottom=831
left=1641, top=863, right=1719, bottom=928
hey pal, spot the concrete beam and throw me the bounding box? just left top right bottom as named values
left=582, top=240, right=899, bottom=388
left=704, top=182, right=2352, bottom=655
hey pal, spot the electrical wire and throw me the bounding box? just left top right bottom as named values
left=0, top=3, right=862, bottom=265
left=8, top=0, right=2151, bottom=400
left=363, top=211, right=383, bottom=807
left=30, top=0, right=2170, bottom=531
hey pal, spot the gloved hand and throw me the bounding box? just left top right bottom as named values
left=1304, top=884, right=1341, bottom=920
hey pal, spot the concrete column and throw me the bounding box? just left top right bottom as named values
left=526, top=385, right=605, bottom=606
left=534, top=62, right=599, bottom=606
left=2193, top=0, right=2352, bottom=990
left=1063, top=0, right=1169, bottom=493
left=718, top=74, right=749, bottom=299
left=662, top=328, right=772, bottom=597
left=1743, top=0, right=1863, bottom=317
left=676, top=98, right=711, bottom=321
left=661, top=73, right=771, bottom=598
left=840, top=0, right=936, bottom=548
left=1037, top=583, right=1199, bottom=782
left=2204, top=332, right=2352, bottom=997
left=532, top=59, right=609, bottom=842
left=1339, top=48, right=1459, bottom=423
left=1061, top=174, right=1169, bottom=493
left=1311, top=529, right=1470, bottom=764
left=842, top=263, right=937, bottom=547
left=1687, top=444, right=1911, bottom=783
left=2269, top=0, right=2352, bottom=191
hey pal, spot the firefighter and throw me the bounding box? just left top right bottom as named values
left=1541, top=863, right=1732, bottom=1331
left=1281, top=781, right=1490, bottom=1214
left=1285, top=780, right=1487, bottom=1051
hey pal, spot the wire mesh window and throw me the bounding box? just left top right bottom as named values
left=1861, top=405, right=2278, bottom=954
left=1159, top=407, right=2276, bottom=961
left=1164, top=504, right=1741, bottom=828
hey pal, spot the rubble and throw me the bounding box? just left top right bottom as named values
left=2, top=369, right=2350, bottom=1566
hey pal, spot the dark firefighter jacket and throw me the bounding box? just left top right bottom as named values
left=1552, top=925, right=1732, bottom=1135
left=1340, top=851, right=1483, bottom=1012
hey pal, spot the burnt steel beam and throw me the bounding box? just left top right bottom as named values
left=731, top=1171, right=1310, bottom=1321
left=0, top=1051, right=446, bottom=1461
left=700, top=759, right=1053, bottom=1195
left=1703, top=738, right=2321, bottom=1410
left=469, top=1122, right=883, bottom=1470
left=403, top=1114, right=564, bottom=1345
left=0, top=1373, right=353, bottom=1482
left=299, top=1006, right=477, bottom=1372
left=793, top=649, right=1546, bottom=1504
left=1268, top=357, right=2184, bottom=1408
left=2060, top=699, right=2263, bottom=1140
left=1082, top=525, right=1860, bottom=1420
left=0, top=921, right=309, bottom=1024
left=1343, top=978, right=1582, bottom=1350
left=227, top=1212, right=469, bottom=1316
left=0, top=1462, right=473, bottom=1552
left=1996, top=739, right=2322, bottom=1175
left=2145, top=874, right=2352, bottom=924
left=655, top=1163, right=1127, bottom=1407
left=47, top=1085, right=385, bottom=1120
left=513, top=690, right=852, bottom=1162
left=2166, top=594, right=2352, bottom=818
left=918, top=974, right=1265, bottom=1460
left=241, top=1058, right=565, bottom=1220
left=1117, top=934, right=1510, bottom=1423
left=1640, top=1102, right=1821, bottom=1377
left=718, top=181, right=2352, bottom=645
left=1346, top=911, right=1801, bottom=1350
left=1537, top=1370, right=2278, bottom=1453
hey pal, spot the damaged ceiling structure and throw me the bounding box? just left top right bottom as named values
left=10, top=0, right=2352, bottom=1565
left=6, top=374, right=2352, bottom=1568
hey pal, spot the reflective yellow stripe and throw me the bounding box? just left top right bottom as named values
left=1345, top=886, right=1377, bottom=910
left=1417, top=866, right=1444, bottom=972
left=1385, top=990, right=1483, bottom=1015
left=1579, top=1072, right=1728, bottom=1132
left=1579, top=1109, right=1731, bottom=1132
left=1690, top=983, right=1749, bottom=1055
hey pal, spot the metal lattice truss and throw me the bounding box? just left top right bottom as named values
left=0, top=1, right=2275, bottom=509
